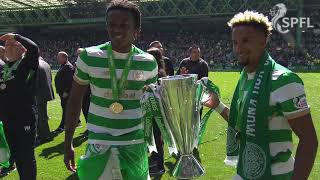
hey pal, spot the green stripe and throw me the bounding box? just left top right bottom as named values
left=271, top=72, right=303, bottom=91
left=267, top=105, right=282, bottom=117
left=91, top=95, right=141, bottom=109
left=76, top=67, right=90, bottom=81
left=91, top=78, right=145, bottom=90
left=145, top=76, right=158, bottom=85
left=89, top=129, right=144, bottom=141
left=268, top=130, right=292, bottom=142
left=278, top=94, right=306, bottom=112
left=271, top=171, right=292, bottom=180
left=271, top=150, right=292, bottom=163
left=88, top=113, right=142, bottom=129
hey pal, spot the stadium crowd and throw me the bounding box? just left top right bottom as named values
left=26, top=28, right=320, bottom=71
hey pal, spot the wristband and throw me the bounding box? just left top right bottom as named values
left=214, top=101, right=226, bottom=114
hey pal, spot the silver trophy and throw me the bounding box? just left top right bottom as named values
left=159, top=74, right=205, bottom=179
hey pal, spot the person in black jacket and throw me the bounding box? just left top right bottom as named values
left=176, top=45, right=209, bottom=80
left=0, top=33, right=39, bottom=180
left=36, top=57, right=55, bottom=143
left=0, top=46, right=16, bottom=177
left=54, top=51, right=76, bottom=132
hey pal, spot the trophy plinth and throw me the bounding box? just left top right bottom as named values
left=173, top=155, right=205, bottom=179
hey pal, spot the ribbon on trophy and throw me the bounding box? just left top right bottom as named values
left=197, top=77, right=220, bottom=145
left=141, top=84, right=177, bottom=155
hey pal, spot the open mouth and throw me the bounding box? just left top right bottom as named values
left=113, top=34, right=124, bottom=40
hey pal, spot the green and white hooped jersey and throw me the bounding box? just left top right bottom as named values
left=237, top=69, right=310, bottom=177
left=74, top=42, right=158, bottom=146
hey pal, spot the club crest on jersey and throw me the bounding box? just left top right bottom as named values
left=133, top=71, right=144, bottom=80
left=293, top=96, right=308, bottom=109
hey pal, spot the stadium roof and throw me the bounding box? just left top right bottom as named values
left=0, top=0, right=159, bottom=10
left=0, top=0, right=67, bottom=10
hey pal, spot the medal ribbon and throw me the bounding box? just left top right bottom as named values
left=1, top=60, right=22, bottom=82
left=107, top=44, right=134, bottom=101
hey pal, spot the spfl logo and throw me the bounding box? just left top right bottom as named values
left=270, top=3, right=314, bottom=34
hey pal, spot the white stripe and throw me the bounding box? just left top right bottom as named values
left=86, top=66, right=157, bottom=82
left=89, top=103, right=144, bottom=120
left=91, top=84, right=143, bottom=100
left=269, top=141, right=293, bottom=157
left=75, top=56, right=88, bottom=73
left=87, top=123, right=143, bottom=136
left=73, top=76, right=89, bottom=85
left=86, top=46, right=108, bottom=58
left=272, top=70, right=286, bottom=80
left=271, top=156, right=294, bottom=175
left=283, top=108, right=310, bottom=119
left=270, top=82, right=305, bottom=105
left=98, top=147, right=123, bottom=180
left=113, top=50, right=129, bottom=59
left=88, top=139, right=144, bottom=146
left=247, top=72, right=255, bottom=80
left=133, top=53, right=155, bottom=62
left=268, top=116, right=291, bottom=130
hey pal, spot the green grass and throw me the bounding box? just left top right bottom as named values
left=3, top=72, right=320, bottom=180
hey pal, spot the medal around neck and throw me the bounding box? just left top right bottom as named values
left=0, top=83, right=6, bottom=90
left=107, top=43, right=134, bottom=114
left=110, top=102, right=123, bottom=114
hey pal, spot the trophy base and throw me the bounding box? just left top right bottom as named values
left=172, top=154, right=205, bottom=179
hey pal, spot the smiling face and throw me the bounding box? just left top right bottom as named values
left=232, top=25, right=267, bottom=72
left=106, top=9, right=139, bottom=53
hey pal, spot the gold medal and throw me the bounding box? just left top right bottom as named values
left=0, top=83, right=6, bottom=90
left=110, top=102, right=123, bottom=114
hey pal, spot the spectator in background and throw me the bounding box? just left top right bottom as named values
left=176, top=45, right=209, bottom=80
left=36, top=57, right=55, bottom=144
left=0, top=33, right=39, bottom=180
left=149, top=41, right=174, bottom=76
left=147, top=47, right=166, bottom=176
left=54, top=51, right=79, bottom=133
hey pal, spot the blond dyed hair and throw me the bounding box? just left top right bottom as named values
left=228, top=10, right=273, bottom=37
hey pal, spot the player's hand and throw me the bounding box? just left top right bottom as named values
left=179, top=67, right=189, bottom=74
left=0, top=33, right=15, bottom=41
left=142, top=85, right=149, bottom=92
left=64, top=144, right=76, bottom=173
left=203, top=92, right=220, bottom=109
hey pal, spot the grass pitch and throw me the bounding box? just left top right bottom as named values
left=3, top=72, right=320, bottom=180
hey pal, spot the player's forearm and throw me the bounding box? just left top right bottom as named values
left=214, top=101, right=229, bottom=122
left=64, top=95, right=82, bottom=147
left=292, top=138, right=318, bottom=180
left=220, top=107, right=229, bottom=122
